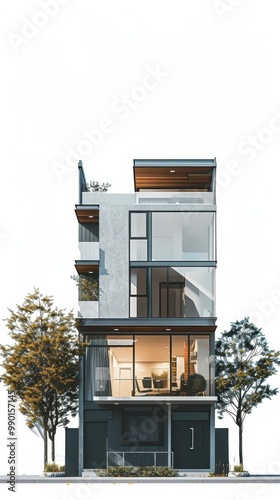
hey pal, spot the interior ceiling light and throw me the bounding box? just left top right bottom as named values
left=114, top=328, right=119, bottom=331
left=88, top=215, right=94, bottom=218
left=170, top=170, right=175, bottom=173
left=166, top=328, right=171, bottom=331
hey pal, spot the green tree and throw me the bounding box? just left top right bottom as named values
left=71, top=274, right=99, bottom=301
left=215, top=317, right=280, bottom=466
left=0, top=288, right=83, bottom=467
left=87, top=179, right=111, bottom=192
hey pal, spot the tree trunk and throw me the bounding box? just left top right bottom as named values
left=51, top=435, right=55, bottom=463
left=44, top=429, right=48, bottom=468
left=239, top=422, right=243, bottom=465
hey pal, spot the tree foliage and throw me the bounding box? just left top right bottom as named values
left=215, top=317, right=280, bottom=465
left=71, top=274, right=99, bottom=301
left=87, top=179, right=111, bottom=192
left=0, top=288, right=84, bottom=465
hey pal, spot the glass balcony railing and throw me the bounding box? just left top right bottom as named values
left=136, top=192, right=214, bottom=205
left=86, top=377, right=214, bottom=399
left=78, top=242, right=99, bottom=260
left=78, top=300, right=99, bottom=318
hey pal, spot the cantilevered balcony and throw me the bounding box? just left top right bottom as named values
left=75, top=205, right=100, bottom=261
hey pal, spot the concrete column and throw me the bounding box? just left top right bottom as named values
left=167, top=404, right=171, bottom=467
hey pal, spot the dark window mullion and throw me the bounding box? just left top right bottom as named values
left=167, top=267, right=170, bottom=318
left=133, top=335, right=135, bottom=396
left=187, top=335, right=190, bottom=381
left=169, top=335, right=172, bottom=394
left=147, top=267, right=152, bottom=317
left=147, top=212, right=152, bottom=261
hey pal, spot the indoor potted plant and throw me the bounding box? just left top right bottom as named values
left=188, top=373, right=207, bottom=395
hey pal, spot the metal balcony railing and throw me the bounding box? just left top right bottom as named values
left=107, top=451, right=174, bottom=469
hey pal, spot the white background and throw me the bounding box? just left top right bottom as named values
left=1, top=0, right=280, bottom=493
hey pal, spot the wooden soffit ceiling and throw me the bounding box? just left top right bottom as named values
left=75, top=263, right=99, bottom=274
left=134, top=166, right=213, bottom=191
left=75, top=206, right=99, bottom=224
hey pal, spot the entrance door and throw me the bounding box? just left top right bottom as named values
left=84, top=421, right=107, bottom=469
left=172, top=418, right=210, bottom=469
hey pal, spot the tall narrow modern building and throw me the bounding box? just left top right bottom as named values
left=74, top=159, right=217, bottom=475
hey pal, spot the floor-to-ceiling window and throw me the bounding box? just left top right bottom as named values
left=84, top=334, right=211, bottom=398
left=84, top=335, right=133, bottom=400
left=129, top=211, right=216, bottom=318
left=130, top=265, right=215, bottom=318
left=152, top=212, right=215, bottom=261
left=152, top=266, right=215, bottom=318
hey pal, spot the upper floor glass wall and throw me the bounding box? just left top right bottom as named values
left=151, top=266, right=215, bottom=318
left=130, top=212, right=216, bottom=262
left=130, top=266, right=215, bottom=318
left=152, top=212, right=215, bottom=261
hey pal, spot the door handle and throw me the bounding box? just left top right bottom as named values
left=190, top=427, right=194, bottom=450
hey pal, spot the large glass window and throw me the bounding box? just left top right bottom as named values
left=152, top=212, right=215, bottom=261
left=152, top=267, right=215, bottom=318
left=84, top=334, right=212, bottom=398
left=130, top=211, right=215, bottom=262
left=84, top=335, right=133, bottom=400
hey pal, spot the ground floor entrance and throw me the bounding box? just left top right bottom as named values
left=172, top=414, right=210, bottom=469
left=81, top=405, right=212, bottom=471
